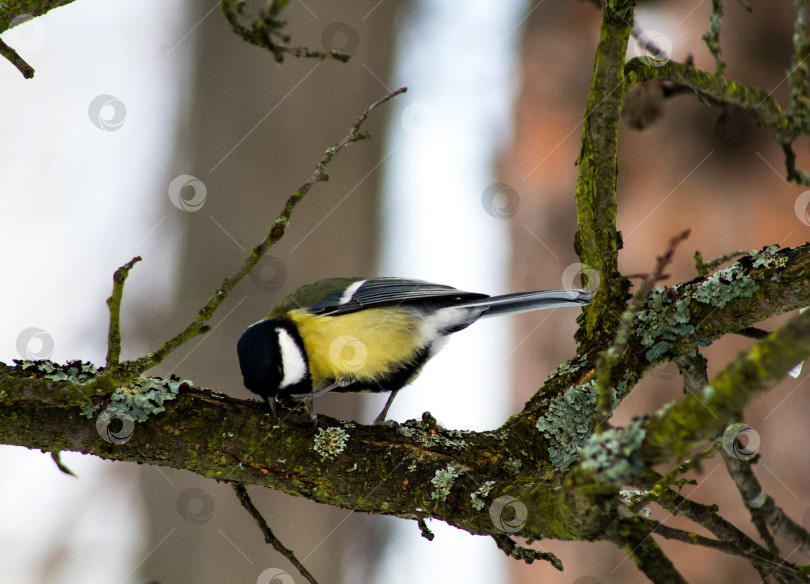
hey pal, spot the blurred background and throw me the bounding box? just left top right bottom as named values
left=1, top=1, right=810, bottom=583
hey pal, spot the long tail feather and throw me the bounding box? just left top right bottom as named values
left=457, top=289, right=592, bottom=317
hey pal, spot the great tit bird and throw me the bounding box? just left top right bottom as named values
left=237, top=277, right=591, bottom=424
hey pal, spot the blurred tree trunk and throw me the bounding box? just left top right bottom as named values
left=139, top=3, right=397, bottom=582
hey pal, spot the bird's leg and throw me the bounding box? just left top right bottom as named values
left=291, top=383, right=341, bottom=433
left=373, top=388, right=400, bottom=426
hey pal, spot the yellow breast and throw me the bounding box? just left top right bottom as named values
left=288, top=307, right=424, bottom=389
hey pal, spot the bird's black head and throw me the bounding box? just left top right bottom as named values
left=237, top=318, right=311, bottom=412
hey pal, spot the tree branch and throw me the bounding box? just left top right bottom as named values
left=574, top=1, right=636, bottom=343
left=232, top=483, right=320, bottom=584
left=641, top=302, right=810, bottom=464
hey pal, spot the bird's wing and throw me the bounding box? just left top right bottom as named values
left=306, top=277, right=489, bottom=316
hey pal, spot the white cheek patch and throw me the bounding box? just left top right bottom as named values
left=276, top=327, right=308, bottom=389
left=339, top=280, right=365, bottom=305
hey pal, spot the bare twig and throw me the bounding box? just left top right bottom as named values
left=0, top=38, right=34, bottom=79
left=491, top=534, right=563, bottom=570
left=128, top=88, right=406, bottom=374
left=611, top=525, right=687, bottom=584
left=221, top=0, right=352, bottom=64
left=693, top=249, right=747, bottom=277
left=790, top=0, right=810, bottom=124
left=105, top=256, right=142, bottom=368
left=637, top=470, right=809, bottom=581
left=733, top=326, right=769, bottom=340
left=675, top=350, right=709, bottom=394
left=50, top=451, right=77, bottom=477
left=644, top=519, right=809, bottom=581
left=702, top=0, right=727, bottom=75
left=231, top=483, right=320, bottom=584
left=723, top=451, right=810, bottom=556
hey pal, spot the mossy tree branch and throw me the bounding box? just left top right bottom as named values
left=640, top=307, right=810, bottom=463
left=4, top=1, right=810, bottom=581
left=2, top=245, right=808, bottom=557
left=574, top=1, right=635, bottom=344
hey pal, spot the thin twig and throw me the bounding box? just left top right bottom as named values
left=231, top=483, right=320, bottom=584
left=702, top=0, right=727, bottom=75
left=50, top=451, right=77, bottom=477
left=611, top=525, right=687, bottom=584
left=0, top=38, right=34, bottom=79
left=491, top=534, right=563, bottom=570
left=671, top=333, right=810, bottom=558
left=221, top=0, right=352, bottom=64
left=723, top=450, right=810, bottom=557
left=128, top=88, right=406, bottom=375
left=105, top=256, right=141, bottom=367
left=675, top=350, right=709, bottom=394
left=643, top=519, right=809, bottom=581
left=637, top=470, right=808, bottom=582
left=789, top=0, right=810, bottom=124
left=693, top=249, right=747, bottom=277
left=733, top=326, right=770, bottom=340
left=594, top=229, right=691, bottom=432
